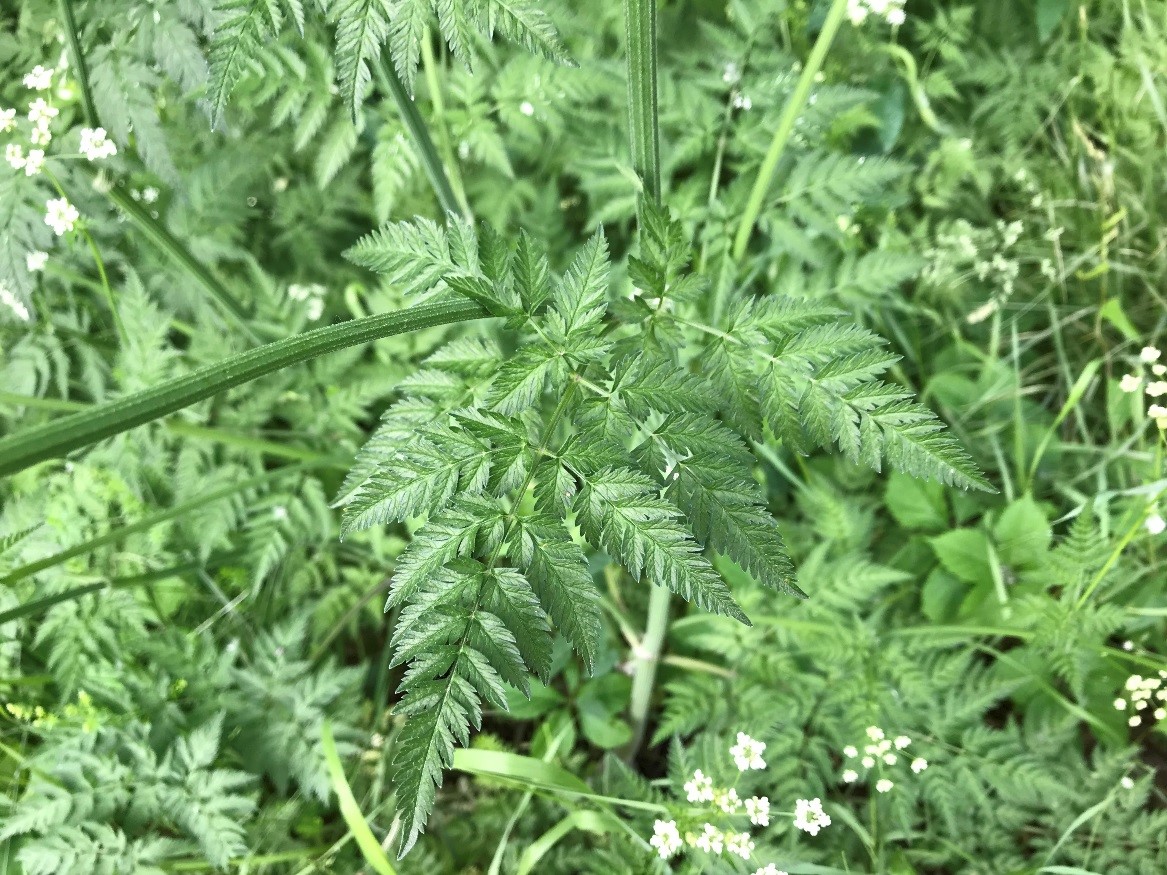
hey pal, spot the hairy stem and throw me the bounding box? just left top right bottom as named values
left=622, top=0, right=669, bottom=760
left=0, top=301, right=488, bottom=478
left=731, top=0, right=850, bottom=261
left=623, top=0, right=661, bottom=201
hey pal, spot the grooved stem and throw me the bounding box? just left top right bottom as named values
left=0, top=302, right=488, bottom=478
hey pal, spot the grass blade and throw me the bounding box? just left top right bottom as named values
left=321, top=721, right=397, bottom=875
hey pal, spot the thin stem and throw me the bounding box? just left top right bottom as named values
left=731, top=0, right=850, bottom=261
left=376, top=58, right=467, bottom=220
left=0, top=301, right=488, bottom=478
left=58, top=0, right=99, bottom=126
left=623, top=0, right=661, bottom=201
left=420, top=36, right=472, bottom=218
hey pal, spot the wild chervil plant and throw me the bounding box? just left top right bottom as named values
left=11, top=0, right=1167, bottom=872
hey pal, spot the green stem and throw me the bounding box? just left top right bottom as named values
left=625, top=582, right=671, bottom=758
left=0, top=468, right=303, bottom=586
left=731, top=0, right=850, bottom=261
left=621, top=0, right=668, bottom=760
left=421, top=36, right=472, bottom=218
left=91, top=171, right=260, bottom=338
left=0, top=301, right=488, bottom=478
left=58, top=0, right=99, bottom=126
left=376, top=59, right=466, bottom=220
left=623, top=0, right=661, bottom=201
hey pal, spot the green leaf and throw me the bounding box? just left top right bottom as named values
left=994, top=495, right=1052, bottom=568
left=575, top=468, right=748, bottom=623
left=333, top=0, right=394, bottom=122
left=929, top=528, right=993, bottom=587
left=885, top=471, right=949, bottom=532
left=321, top=721, right=397, bottom=875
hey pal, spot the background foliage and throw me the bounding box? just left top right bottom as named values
left=2, top=0, right=1166, bottom=873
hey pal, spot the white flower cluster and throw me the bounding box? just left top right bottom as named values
left=752, top=866, right=788, bottom=875
left=45, top=197, right=79, bottom=236
left=1119, top=346, right=1167, bottom=434
left=730, top=731, right=767, bottom=771
left=650, top=731, right=828, bottom=866
left=1114, top=672, right=1167, bottom=728
left=288, top=282, right=328, bottom=321
left=0, top=283, right=31, bottom=322
left=847, top=0, right=906, bottom=27
left=79, top=127, right=117, bottom=161
left=792, top=797, right=832, bottom=836
left=840, top=727, right=927, bottom=792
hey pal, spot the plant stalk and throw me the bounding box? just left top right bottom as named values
left=376, top=59, right=467, bottom=220
left=58, top=0, right=99, bottom=126
left=623, top=0, right=661, bottom=201
left=0, top=301, right=488, bottom=478
left=731, top=0, right=850, bottom=261
left=622, top=0, right=669, bottom=759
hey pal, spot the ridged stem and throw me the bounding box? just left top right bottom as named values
left=0, top=301, right=488, bottom=478
left=622, top=0, right=668, bottom=759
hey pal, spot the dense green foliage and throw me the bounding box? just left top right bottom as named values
left=2, top=0, right=1166, bottom=873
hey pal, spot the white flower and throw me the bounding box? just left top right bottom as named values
left=305, top=297, right=324, bottom=321
left=684, top=769, right=714, bottom=803
left=753, top=866, right=787, bottom=875
left=44, top=197, right=79, bottom=236
left=1122, top=640, right=1134, bottom=651
left=1149, top=404, right=1167, bottom=419
left=0, top=284, right=31, bottom=321
left=1146, top=515, right=1166, bottom=536
left=1145, top=381, right=1167, bottom=398
left=726, top=830, right=755, bottom=860
left=27, top=98, right=58, bottom=127
left=792, top=798, right=831, bottom=836
left=883, top=753, right=897, bottom=765
left=1155, top=364, right=1167, bottom=376
left=861, top=755, right=875, bottom=769
left=141, top=186, right=159, bottom=204
left=1113, top=698, right=1126, bottom=710
left=79, top=127, right=117, bottom=161
left=1121, top=776, right=1135, bottom=790
left=865, top=726, right=885, bottom=741
left=1119, top=373, right=1142, bottom=393
left=1155, top=708, right=1166, bottom=720
left=745, top=795, right=770, bottom=826
left=730, top=732, right=767, bottom=771
left=693, top=823, right=724, bottom=855
left=886, top=7, right=906, bottom=25
left=23, top=65, right=53, bottom=91
left=23, top=149, right=44, bottom=177
left=1140, top=346, right=1162, bottom=363
left=893, top=735, right=911, bottom=750
left=843, top=745, right=858, bottom=758
left=842, top=768, right=859, bottom=783
left=6, top=143, right=25, bottom=170
left=0, top=107, right=15, bottom=132
left=30, top=123, right=51, bottom=146
left=733, top=93, right=753, bottom=110
left=519, top=100, right=535, bottom=117
left=911, top=758, right=928, bottom=773
left=722, top=62, right=741, bottom=84
left=272, top=505, right=288, bottom=521
left=25, top=251, right=47, bottom=273
left=846, top=1, right=869, bottom=25
left=715, top=787, right=742, bottom=814
left=649, top=820, right=682, bottom=859
left=876, top=778, right=894, bottom=793
left=1129, top=715, right=1141, bottom=727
